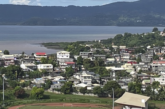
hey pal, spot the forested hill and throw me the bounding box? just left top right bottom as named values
left=1, top=0, right=165, bottom=26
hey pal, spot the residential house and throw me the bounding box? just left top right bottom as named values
left=121, top=63, right=134, bottom=73
left=80, top=52, right=93, bottom=59
left=20, top=62, right=37, bottom=72
left=57, top=58, right=75, bottom=71
left=151, top=75, right=165, bottom=86
left=2, top=55, right=15, bottom=66
left=113, top=54, right=121, bottom=62
left=105, top=58, right=115, bottom=64
left=141, top=54, right=152, bottom=63
left=37, top=64, right=53, bottom=72
left=57, top=51, right=70, bottom=59
left=73, top=71, right=100, bottom=85
left=34, top=52, right=47, bottom=61
left=93, top=55, right=106, bottom=60
left=161, top=47, right=165, bottom=54
left=121, top=53, right=130, bottom=62
left=153, top=47, right=161, bottom=54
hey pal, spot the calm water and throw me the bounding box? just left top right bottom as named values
left=0, top=26, right=164, bottom=54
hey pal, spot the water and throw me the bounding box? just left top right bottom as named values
left=0, top=26, right=164, bottom=54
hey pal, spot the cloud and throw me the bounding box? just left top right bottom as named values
left=9, top=0, right=41, bottom=6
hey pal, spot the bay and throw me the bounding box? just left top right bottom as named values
left=0, top=26, right=164, bottom=54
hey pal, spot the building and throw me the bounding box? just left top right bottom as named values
left=34, top=52, right=47, bottom=61
left=37, top=64, right=53, bottom=72
left=20, top=62, right=37, bottom=72
left=150, top=76, right=165, bottom=86
left=57, top=51, right=70, bottom=59
left=73, top=71, right=100, bottom=85
left=115, top=92, right=150, bottom=109
left=121, top=53, right=130, bottom=62
left=79, top=52, right=93, bottom=59
left=57, top=58, right=74, bottom=71
left=2, top=55, right=15, bottom=66
left=93, top=55, right=106, bottom=60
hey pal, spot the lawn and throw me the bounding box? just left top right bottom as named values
left=19, top=106, right=108, bottom=109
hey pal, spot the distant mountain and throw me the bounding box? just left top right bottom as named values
left=0, top=0, right=165, bottom=26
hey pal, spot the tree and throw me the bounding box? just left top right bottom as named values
left=93, top=86, right=105, bottom=97
left=43, top=80, right=52, bottom=90
left=30, top=87, right=44, bottom=99
left=152, top=27, right=158, bottom=32
left=14, top=86, right=25, bottom=98
left=9, top=80, right=19, bottom=88
left=128, top=82, right=142, bottom=94
left=65, top=66, right=75, bottom=78
left=145, top=85, right=152, bottom=96
left=136, top=57, right=142, bottom=63
left=77, top=56, right=83, bottom=65
left=103, top=81, right=123, bottom=97
left=79, top=87, right=87, bottom=95
left=61, top=82, right=73, bottom=94
left=83, top=59, right=92, bottom=70
left=153, top=55, right=159, bottom=60
left=4, top=50, right=9, bottom=55
left=40, top=57, right=48, bottom=64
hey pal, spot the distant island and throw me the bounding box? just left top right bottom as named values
left=1, top=0, right=165, bottom=26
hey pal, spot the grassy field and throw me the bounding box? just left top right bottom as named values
left=19, top=106, right=108, bottom=109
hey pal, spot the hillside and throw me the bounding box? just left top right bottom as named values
left=0, top=0, right=165, bottom=26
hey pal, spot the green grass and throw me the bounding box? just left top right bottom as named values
left=19, top=106, right=108, bottom=109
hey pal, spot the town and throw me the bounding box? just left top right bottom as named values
left=1, top=27, right=165, bottom=109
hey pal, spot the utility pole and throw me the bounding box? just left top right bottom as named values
left=3, top=76, right=4, bottom=105
left=2, top=74, right=7, bottom=106
left=112, top=88, right=114, bottom=109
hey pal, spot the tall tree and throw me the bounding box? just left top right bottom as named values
left=14, top=86, right=25, bottom=98
left=77, top=56, right=83, bottom=65
left=61, top=82, right=73, bottom=94
left=65, top=66, right=75, bottom=78
left=79, top=87, right=87, bottom=95
left=4, top=50, right=9, bottom=55
left=152, top=27, right=158, bottom=32
left=30, top=87, right=44, bottom=99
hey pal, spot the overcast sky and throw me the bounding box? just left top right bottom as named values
left=0, top=0, right=138, bottom=6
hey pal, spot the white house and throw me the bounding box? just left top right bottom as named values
left=2, top=55, right=15, bottom=66
left=73, top=71, right=100, bottom=85
left=20, top=62, right=37, bottom=72
left=37, top=64, right=53, bottom=72
left=57, top=51, right=70, bottom=59
left=57, top=58, right=74, bottom=71
left=34, top=52, right=47, bottom=60
left=150, top=75, right=165, bottom=85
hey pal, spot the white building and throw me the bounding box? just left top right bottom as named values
left=2, top=55, right=15, bottom=66
left=57, top=51, right=70, bottom=59
left=151, top=76, right=165, bottom=85
left=20, top=63, right=37, bottom=72
left=34, top=52, right=47, bottom=61
left=37, top=64, right=53, bottom=72
left=73, top=71, right=100, bottom=85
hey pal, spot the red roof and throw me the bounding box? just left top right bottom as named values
left=153, top=61, right=165, bottom=64
left=35, top=52, right=46, bottom=55
left=65, top=62, right=75, bottom=64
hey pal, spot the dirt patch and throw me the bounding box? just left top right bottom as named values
left=8, top=103, right=109, bottom=109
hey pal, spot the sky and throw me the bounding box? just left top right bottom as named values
left=0, top=0, right=138, bottom=6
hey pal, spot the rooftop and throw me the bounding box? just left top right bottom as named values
left=115, top=92, right=150, bottom=107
